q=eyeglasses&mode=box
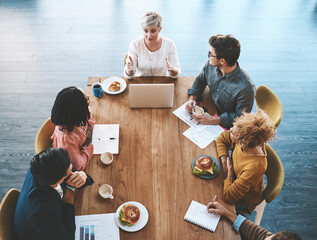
[208,51,217,58]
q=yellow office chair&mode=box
[124,54,128,66]
[254,144,284,225]
[0,188,20,240]
[255,85,283,128]
[34,118,55,154]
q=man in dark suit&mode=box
[14,148,93,240]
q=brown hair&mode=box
[233,109,276,148]
[209,34,240,66]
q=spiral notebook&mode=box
[184,200,221,232]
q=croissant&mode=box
[108,81,121,92]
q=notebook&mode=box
[92,124,119,154]
[129,83,174,108]
[184,200,221,232]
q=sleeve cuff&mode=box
[233,214,246,232]
[170,68,181,78]
[187,89,202,101]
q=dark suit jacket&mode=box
[14,169,93,240]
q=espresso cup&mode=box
[192,106,204,115]
[92,82,103,98]
[100,152,113,165]
[99,184,114,199]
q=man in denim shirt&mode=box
[186,34,255,129]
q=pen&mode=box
[210,195,217,209]
[97,138,116,141]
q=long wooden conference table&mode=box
[74,76,241,240]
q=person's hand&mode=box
[226,157,234,179]
[220,156,228,177]
[192,112,221,125]
[66,171,87,188]
[63,188,75,204]
[185,100,197,113]
[125,56,134,76]
[165,58,178,76]
[207,200,237,223]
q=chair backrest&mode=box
[35,118,55,154]
[255,85,283,128]
[124,53,128,66]
[0,188,20,240]
[263,144,284,203]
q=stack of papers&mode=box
[173,103,225,149]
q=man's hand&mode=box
[207,200,237,223]
[63,188,75,204]
[125,56,134,76]
[165,58,178,76]
[185,99,197,113]
[192,112,221,125]
[66,171,87,188]
[226,157,234,179]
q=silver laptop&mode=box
[129,83,174,108]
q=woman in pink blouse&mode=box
[51,87,96,171]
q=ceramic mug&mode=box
[92,82,103,98]
[99,184,114,199]
[100,152,113,165]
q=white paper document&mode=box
[92,124,119,154]
[75,213,120,240]
[183,124,224,149]
[173,103,225,149]
[173,103,207,129]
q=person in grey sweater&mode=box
[186,34,255,129]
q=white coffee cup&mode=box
[192,106,204,115]
[100,152,113,165]
[99,184,114,199]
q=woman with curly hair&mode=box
[216,109,276,213]
[51,87,96,171]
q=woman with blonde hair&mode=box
[124,11,181,79]
[216,110,276,213]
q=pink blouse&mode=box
[51,116,96,171]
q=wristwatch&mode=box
[66,184,76,192]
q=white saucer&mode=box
[101,77,127,95]
[114,201,149,232]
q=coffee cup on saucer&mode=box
[99,184,114,199]
[100,152,113,165]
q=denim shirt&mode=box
[188,61,255,128]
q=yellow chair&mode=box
[35,118,55,154]
[255,85,283,128]
[0,188,20,240]
[254,144,284,225]
[124,53,128,66]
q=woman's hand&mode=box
[220,156,228,177]
[66,171,87,188]
[125,56,134,76]
[166,58,178,76]
[226,157,234,179]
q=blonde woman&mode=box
[216,110,276,213]
[124,11,181,79]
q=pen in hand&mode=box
[208,195,217,213]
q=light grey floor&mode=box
[0,0,316,239]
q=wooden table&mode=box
[74,76,241,240]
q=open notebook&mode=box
[92,124,119,154]
[184,200,221,232]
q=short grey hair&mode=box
[141,11,162,28]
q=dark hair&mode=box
[272,231,302,240]
[51,86,90,132]
[30,148,71,185]
[209,34,240,66]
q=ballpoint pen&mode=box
[97,138,116,141]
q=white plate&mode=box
[101,77,127,95]
[115,201,149,232]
